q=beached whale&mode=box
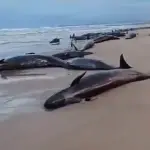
[106,31,126,37]
[44,69,150,110]
[68,54,131,70]
[70,33,101,40]
[70,35,87,40]
[81,33,101,39]
[94,35,120,43]
[25,51,93,60]
[53,51,93,60]
[25,42,93,60]
[49,38,60,45]
[0,54,68,71]
[125,33,137,39]
[70,31,125,41]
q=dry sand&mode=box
[1,29,150,150]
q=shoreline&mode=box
[1,22,150,59]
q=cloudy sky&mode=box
[0,0,150,27]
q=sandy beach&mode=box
[1,28,150,150]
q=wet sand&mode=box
[1,29,150,150]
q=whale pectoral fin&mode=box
[120,54,132,69]
[65,97,82,104]
[70,71,86,87]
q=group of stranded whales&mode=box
[0,43,94,71]
[1,50,148,111]
[70,30,137,44]
[0,53,131,71]
[0,30,144,111]
[70,34,121,42]
[70,30,126,41]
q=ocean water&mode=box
[0,23,149,59]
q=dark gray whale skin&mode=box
[44,69,150,110]
[69,54,131,70]
[52,51,93,60]
[0,54,69,71]
[94,35,120,43]
[25,42,93,60]
[25,51,93,60]
[49,38,60,45]
[0,54,131,71]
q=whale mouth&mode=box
[44,93,66,110]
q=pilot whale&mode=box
[69,54,131,70]
[0,54,131,71]
[0,54,68,71]
[52,51,93,60]
[25,42,93,60]
[44,69,150,110]
[25,51,93,60]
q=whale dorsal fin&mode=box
[120,54,132,69]
[70,72,86,87]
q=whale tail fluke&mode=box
[120,54,132,69]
